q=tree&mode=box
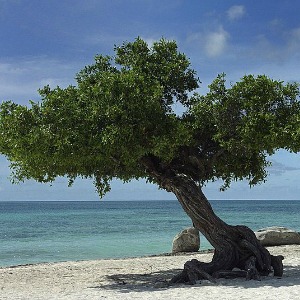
[0,38,299,283]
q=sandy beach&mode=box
[1,245,300,300]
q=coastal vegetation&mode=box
[0,38,299,284]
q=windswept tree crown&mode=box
[0,38,299,196]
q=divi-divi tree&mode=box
[1,38,300,283]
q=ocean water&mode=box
[0,200,299,267]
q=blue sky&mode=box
[1,0,300,200]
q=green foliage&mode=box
[189,73,300,188]
[0,38,299,196]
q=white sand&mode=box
[1,245,300,300]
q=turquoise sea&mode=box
[0,200,299,267]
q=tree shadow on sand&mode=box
[88,264,300,293]
[89,268,181,292]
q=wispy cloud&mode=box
[186,26,230,59]
[227,5,245,21]
[205,26,230,57]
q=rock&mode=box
[255,226,300,246]
[172,227,200,253]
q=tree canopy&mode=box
[0,38,300,196]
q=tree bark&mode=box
[162,174,284,284]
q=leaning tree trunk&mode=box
[163,175,284,284]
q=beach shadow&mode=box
[88,264,300,293]
[88,268,182,292]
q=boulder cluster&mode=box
[172,226,300,253]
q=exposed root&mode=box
[170,253,284,285]
[185,259,217,284]
[170,259,216,284]
[213,270,247,279]
[271,255,284,277]
[170,236,284,285]
[245,256,261,280]
[240,239,264,270]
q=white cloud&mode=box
[205,27,229,57]
[227,5,245,21]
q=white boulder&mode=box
[172,227,200,253]
[255,226,300,246]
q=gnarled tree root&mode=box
[170,253,284,285]
[271,255,284,277]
